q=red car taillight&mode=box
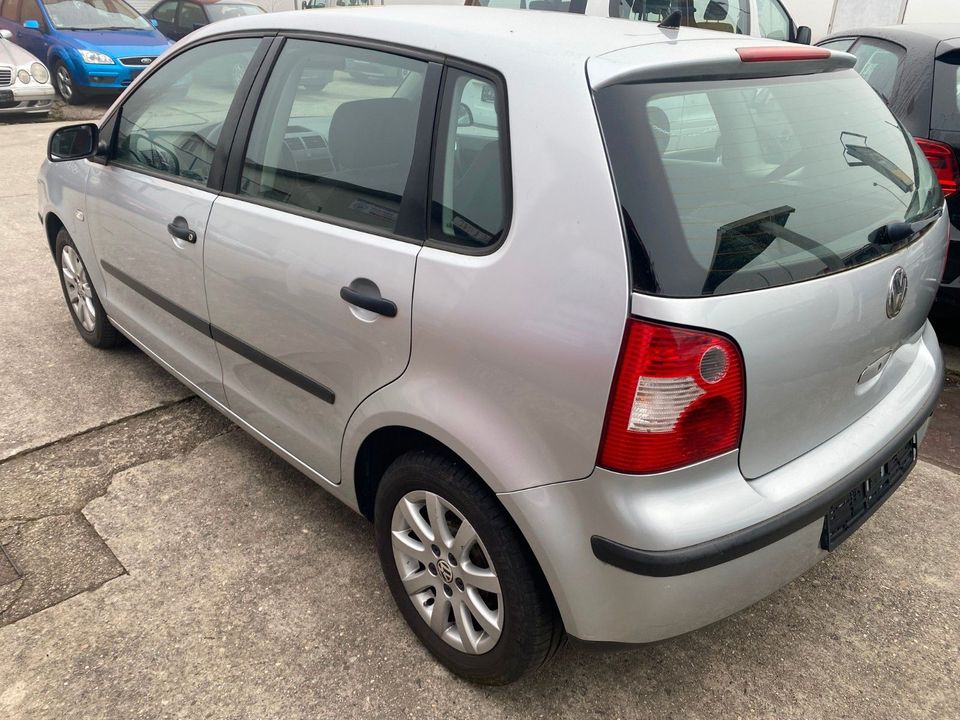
[915,137,959,198]
[598,319,745,475]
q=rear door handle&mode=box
[340,285,397,317]
[167,216,197,243]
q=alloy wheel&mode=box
[390,490,503,655]
[56,65,73,102]
[61,246,96,332]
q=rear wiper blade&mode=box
[867,213,940,246]
[703,206,844,294]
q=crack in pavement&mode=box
[0,397,232,627]
[0,395,198,467]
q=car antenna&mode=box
[659,10,682,29]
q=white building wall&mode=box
[782,0,960,42]
[903,0,960,23]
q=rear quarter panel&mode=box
[342,57,630,495]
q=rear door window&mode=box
[429,69,508,250]
[153,0,178,23]
[594,71,942,297]
[177,0,205,32]
[933,50,960,131]
[237,39,427,236]
[848,38,904,103]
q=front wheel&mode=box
[55,229,119,348]
[54,61,85,105]
[375,451,563,684]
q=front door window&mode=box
[113,38,260,186]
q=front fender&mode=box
[40,159,101,291]
[47,43,73,71]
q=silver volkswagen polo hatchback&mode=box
[38,7,947,684]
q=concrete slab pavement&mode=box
[1,422,957,719]
[0,123,190,461]
[0,399,231,626]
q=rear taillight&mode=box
[598,319,745,475]
[915,137,959,198]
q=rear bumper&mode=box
[499,321,944,643]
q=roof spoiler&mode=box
[589,41,857,90]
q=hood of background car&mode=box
[62,28,171,56]
[0,38,41,67]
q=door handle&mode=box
[340,285,397,317]
[167,216,197,243]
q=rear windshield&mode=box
[933,51,960,131]
[595,71,942,297]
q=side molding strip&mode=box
[101,260,335,405]
[101,260,209,335]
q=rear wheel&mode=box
[55,229,119,348]
[54,61,85,105]
[374,451,563,684]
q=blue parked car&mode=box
[0,0,171,104]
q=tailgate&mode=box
[631,213,947,477]
[591,43,949,478]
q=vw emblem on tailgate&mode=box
[886,267,908,318]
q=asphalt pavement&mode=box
[1,120,958,720]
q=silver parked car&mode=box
[0,28,53,116]
[38,7,947,684]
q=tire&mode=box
[374,451,564,684]
[55,229,120,349]
[53,61,85,105]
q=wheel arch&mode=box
[44,211,65,258]
[349,421,566,636]
[48,46,72,73]
[352,425,471,522]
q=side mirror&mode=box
[457,102,473,128]
[48,123,99,162]
[151,18,159,27]
[23,19,41,30]
[0,28,13,40]
[795,25,812,45]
